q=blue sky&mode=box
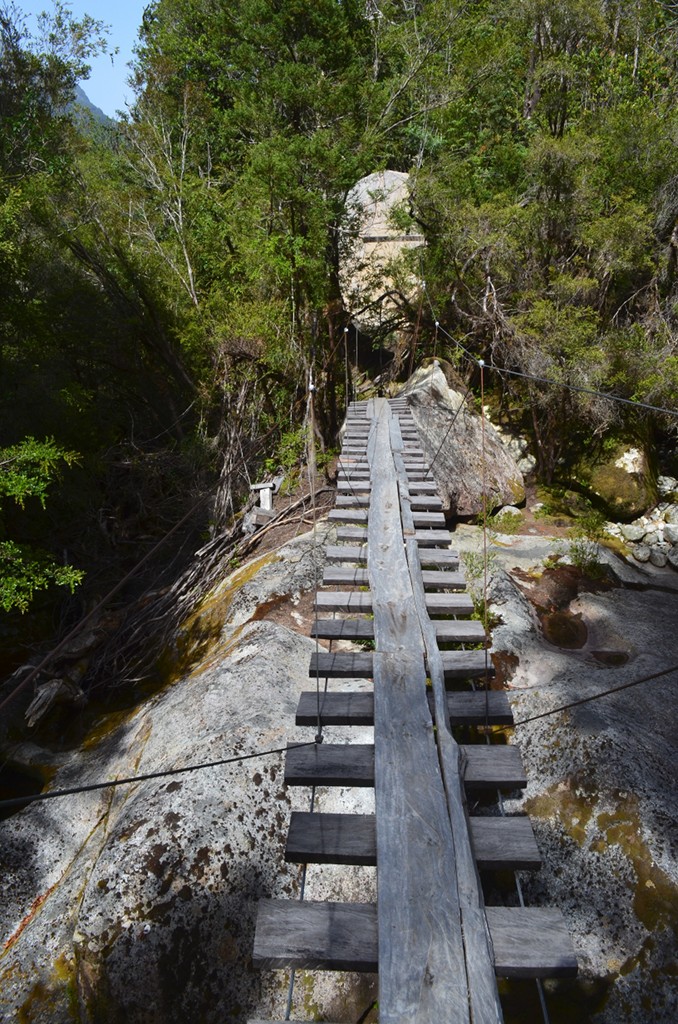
[18,1,146,117]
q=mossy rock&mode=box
[583,444,657,521]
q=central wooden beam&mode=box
[366,399,471,1024]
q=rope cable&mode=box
[421,291,678,420]
[479,360,491,732]
[0,741,316,811]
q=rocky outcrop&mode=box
[454,525,678,1023]
[606,501,678,569]
[0,529,377,1024]
[400,363,525,515]
[583,443,657,520]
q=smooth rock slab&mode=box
[0,531,376,1024]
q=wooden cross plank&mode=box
[308,649,492,680]
[285,812,540,870]
[324,542,459,567]
[334,525,452,546]
[295,689,513,727]
[321,567,467,590]
[253,900,576,977]
[315,591,474,614]
[284,743,524,790]
[311,614,480,640]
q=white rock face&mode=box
[0,529,377,1024]
[614,447,645,473]
[339,169,423,330]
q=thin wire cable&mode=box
[508,662,678,730]
[422,288,678,420]
[0,741,316,811]
[479,360,491,732]
[428,376,477,472]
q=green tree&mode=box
[0,438,83,612]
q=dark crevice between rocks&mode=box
[0,762,44,821]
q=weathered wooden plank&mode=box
[311,614,480,640]
[285,743,524,790]
[391,412,504,1024]
[308,649,492,680]
[334,525,452,546]
[323,540,459,567]
[286,811,377,865]
[296,689,513,727]
[407,480,442,493]
[296,690,376,726]
[253,899,378,971]
[285,812,539,870]
[469,816,541,870]
[324,542,368,559]
[335,494,370,507]
[315,591,474,614]
[332,504,445,527]
[337,481,371,492]
[253,900,577,977]
[321,567,467,590]
[284,742,375,786]
[328,508,370,523]
[462,745,526,790]
[485,907,578,978]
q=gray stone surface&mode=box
[457,524,678,1023]
[632,543,651,562]
[0,528,376,1024]
[621,523,646,542]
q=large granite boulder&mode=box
[0,529,377,1024]
[400,363,525,515]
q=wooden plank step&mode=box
[327,509,370,524]
[329,500,444,521]
[296,689,513,727]
[322,566,466,588]
[335,494,370,507]
[335,526,452,547]
[315,591,474,614]
[284,742,523,789]
[407,480,441,492]
[253,901,576,977]
[309,650,492,681]
[332,502,444,527]
[324,541,459,567]
[311,615,482,640]
[336,486,371,495]
[285,812,539,870]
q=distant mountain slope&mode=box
[72,84,111,125]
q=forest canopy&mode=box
[2,0,678,618]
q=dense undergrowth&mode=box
[2,0,678,679]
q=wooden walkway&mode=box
[252,397,576,1023]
